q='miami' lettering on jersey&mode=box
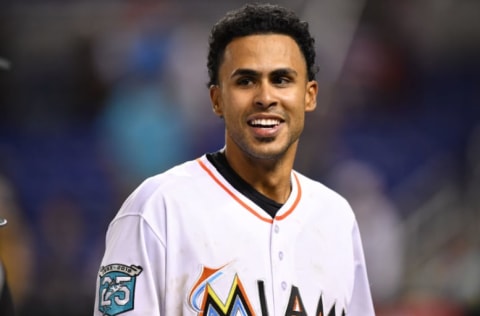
[189,266,346,316]
[257,281,346,316]
[201,274,255,315]
[189,265,228,312]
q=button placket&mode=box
[271,220,289,293]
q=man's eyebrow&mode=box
[231,68,259,78]
[271,68,298,77]
[231,68,298,78]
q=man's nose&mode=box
[253,82,277,108]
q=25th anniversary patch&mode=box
[98,264,143,316]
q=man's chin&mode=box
[247,145,288,161]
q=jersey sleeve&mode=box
[93,213,166,316]
[347,221,376,315]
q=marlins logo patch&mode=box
[98,264,143,316]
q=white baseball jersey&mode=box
[94,154,375,315]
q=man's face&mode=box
[210,34,317,161]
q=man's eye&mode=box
[273,77,291,85]
[237,77,254,86]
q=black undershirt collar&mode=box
[206,151,283,218]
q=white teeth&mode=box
[250,119,280,127]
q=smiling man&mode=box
[209,33,317,204]
[94,3,375,315]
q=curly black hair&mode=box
[207,3,318,87]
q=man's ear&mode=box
[305,80,318,112]
[209,85,224,117]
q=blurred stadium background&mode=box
[0,0,479,315]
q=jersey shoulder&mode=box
[115,157,206,218]
[295,171,348,202]
[295,171,355,219]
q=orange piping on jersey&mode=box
[276,173,301,221]
[197,158,302,223]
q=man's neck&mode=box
[223,147,294,204]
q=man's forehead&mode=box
[226,34,300,53]
[221,34,306,74]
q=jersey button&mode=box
[274,224,280,233]
[281,281,287,290]
[278,251,284,260]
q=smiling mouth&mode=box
[248,118,282,128]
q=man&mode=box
[0,60,16,316]
[0,217,15,316]
[94,3,375,315]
